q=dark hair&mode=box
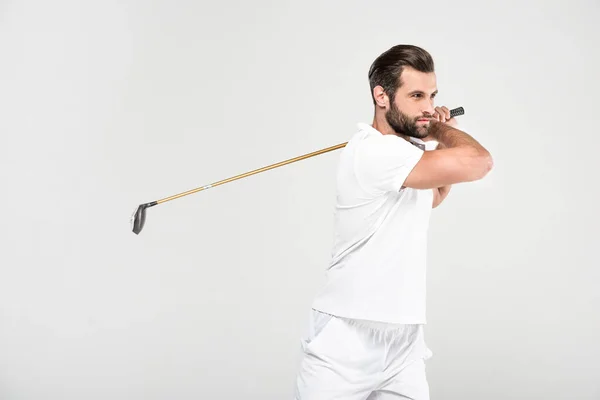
[368,44,435,104]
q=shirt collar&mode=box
[357,123,427,150]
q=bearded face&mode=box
[385,100,432,139]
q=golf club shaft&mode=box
[156,142,347,204]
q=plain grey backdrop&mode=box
[1,0,598,399]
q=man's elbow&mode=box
[476,150,494,180]
[464,148,493,182]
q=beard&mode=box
[385,102,430,139]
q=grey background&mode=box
[1,0,598,399]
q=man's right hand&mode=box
[431,106,458,128]
[423,106,457,142]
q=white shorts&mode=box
[294,309,433,400]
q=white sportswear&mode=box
[294,309,432,400]
[311,123,436,324]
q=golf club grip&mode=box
[449,106,464,118]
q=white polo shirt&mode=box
[311,123,435,324]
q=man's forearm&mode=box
[431,141,452,208]
[437,183,451,197]
[430,122,489,155]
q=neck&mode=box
[371,110,410,142]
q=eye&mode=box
[412,93,422,98]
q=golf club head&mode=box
[130,201,157,235]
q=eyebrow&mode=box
[408,90,438,96]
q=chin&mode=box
[409,130,428,139]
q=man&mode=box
[294,44,493,399]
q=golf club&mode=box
[130,106,465,234]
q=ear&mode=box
[372,86,388,108]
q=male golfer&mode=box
[294,44,493,399]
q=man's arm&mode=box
[404,117,493,189]
[431,141,451,208]
[432,184,451,208]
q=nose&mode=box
[422,103,435,117]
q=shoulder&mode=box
[353,123,403,143]
[355,131,422,160]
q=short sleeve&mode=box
[354,134,424,195]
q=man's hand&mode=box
[431,106,458,128]
[422,106,457,143]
